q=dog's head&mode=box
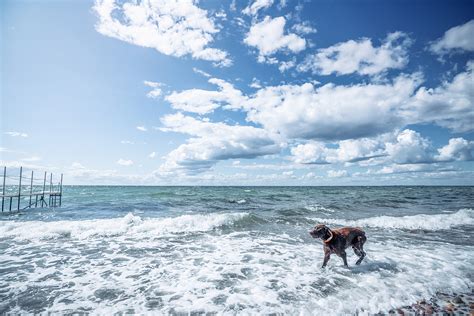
[309,224,331,239]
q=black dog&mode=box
[309,224,367,268]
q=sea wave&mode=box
[304,204,335,213]
[0,212,249,240]
[308,208,473,230]
[228,199,247,204]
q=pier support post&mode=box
[17,167,22,211]
[1,167,5,213]
[59,174,63,206]
[29,171,33,207]
[42,171,47,207]
[49,173,53,206]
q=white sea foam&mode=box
[304,204,335,214]
[1,209,473,314]
[1,228,472,315]
[308,208,474,230]
[0,212,248,241]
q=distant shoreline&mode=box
[54,184,474,187]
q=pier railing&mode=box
[1,166,63,213]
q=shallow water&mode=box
[1,186,473,314]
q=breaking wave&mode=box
[0,212,249,240]
[308,208,473,230]
[304,204,335,213]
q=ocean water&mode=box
[0,186,473,314]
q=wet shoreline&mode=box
[388,290,474,315]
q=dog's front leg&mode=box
[341,251,348,267]
[322,249,331,268]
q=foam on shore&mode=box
[1,223,472,314]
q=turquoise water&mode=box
[1,186,473,314]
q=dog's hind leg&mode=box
[353,246,365,265]
[352,238,365,265]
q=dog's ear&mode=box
[315,224,328,231]
[319,225,331,238]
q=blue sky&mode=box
[1,0,473,185]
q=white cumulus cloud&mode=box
[385,129,434,164]
[157,113,283,174]
[291,22,317,35]
[192,67,211,78]
[4,131,28,138]
[93,0,231,66]
[164,75,421,141]
[243,0,274,16]
[430,20,474,55]
[165,78,246,114]
[290,129,473,166]
[144,80,163,98]
[436,138,474,162]
[244,16,306,61]
[278,58,296,72]
[163,60,473,142]
[327,170,348,178]
[290,135,387,165]
[241,74,422,141]
[117,158,134,166]
[298,32,412,76]
[290,142,331,164]
[408,60,474,133]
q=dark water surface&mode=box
[1,186,473,314]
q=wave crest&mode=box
[0,212,249,240]
[308,208,473,231]
[304,204,335,213]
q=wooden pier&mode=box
[1,166,63,213]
